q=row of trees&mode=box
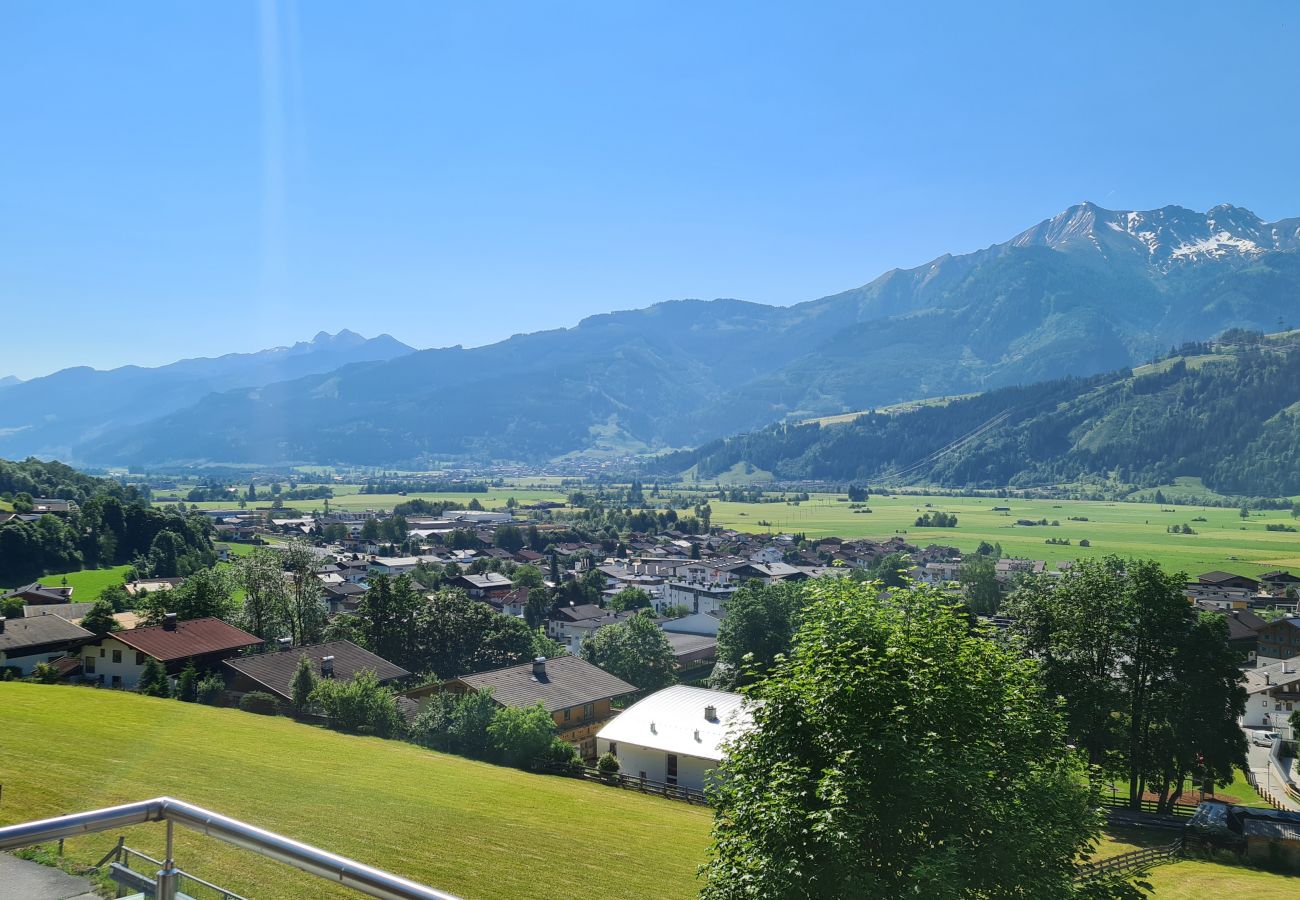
[1005,557,1246,812]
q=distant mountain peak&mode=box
[1009,202,1296,270]
[0,375,21,388]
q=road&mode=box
[1245,730,1300,811]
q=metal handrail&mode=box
[0,796,462,900]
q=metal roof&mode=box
[223,640,409,700]
[110,617,262,662]
[596,685,753,762]
[0,615,93,653]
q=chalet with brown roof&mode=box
[80,615,262,689]
[1,582,74,605]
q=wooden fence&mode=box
[538,763,710,805]
[1075,839,1183,883]
[1097,795,1198,818]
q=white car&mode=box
[1252,731,1279,747]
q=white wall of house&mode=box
[0,648,70,676]
[595,739,718,792]
[82,636,150,688]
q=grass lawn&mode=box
[0,683,713,900]
[6,564,132,598]
[1141,859,1300,898]
[705,492,1300,577]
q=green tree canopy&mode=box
[702,577,1128,900]
[581,611,676,692]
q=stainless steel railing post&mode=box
[157,818,179,900]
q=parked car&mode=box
[1251,731,1279,747]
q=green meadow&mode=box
[0,683,712,900]
[706,493,1300,577]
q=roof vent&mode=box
[694,729,701,742]
[320,655,335,678]
[650,720,656,734]
[277,637,292,652]
[532,657,546,679]
[163,613,178,631]
[704,704,717,722]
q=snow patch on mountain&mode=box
[1170,231,1264,261]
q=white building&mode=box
[662,581,737,616]
[1244,660,1300,731]
[81,615,261,689]
[595,685,753,792]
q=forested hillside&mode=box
[0,460,215,588]
[655,331,1300,496]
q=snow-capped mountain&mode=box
[1011,202,1300,270]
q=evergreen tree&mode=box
[290,653,316,713]
[138,657,171,698]
[176,661,199,702]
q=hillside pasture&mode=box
[0,683,712,900]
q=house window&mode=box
[136,652,146,665]
[583,702,595,719]
[85,656,96,674]
[111,675,121,688]
[99,648,105,657]
[666,754,679,786]
[608,742,617,756]
[563,708,571,722]
[112,650,122,664]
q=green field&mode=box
[0,683,712,900]
[4,564,132,597]
[1141,859,1300,898]
[706,492,1300,577]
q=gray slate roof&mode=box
[454,656,636,713]
[23,602,96,621]
[0,615,93,653]
[223,640,409,700]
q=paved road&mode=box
[0,852,99,900]
[1245,731,1300,811]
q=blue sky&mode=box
[2,2,1298,378]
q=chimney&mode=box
[704,704,717,722]
[532,657,546,679]
[163,613,177,631]
[277,637,292,652]
[320,655,335,678]
[1266,672,1272,685]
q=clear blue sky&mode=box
[2,2,1298,378]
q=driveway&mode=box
[0,853,98,900]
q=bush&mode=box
[597,751,621,776]
[239,691,280,715]
[30,661,62,684]
[487,703,556,768]
[545,737,582,770]
[310,670,404,738]
[196,673,226,705]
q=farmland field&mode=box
[0,683,712,900]
[704,492,1300,577]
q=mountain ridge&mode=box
[18,202,1300,468]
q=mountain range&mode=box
[0,330,413,462]
[10,202,1300,469]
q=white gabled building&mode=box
[595,685,753,792]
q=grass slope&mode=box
[1142,859,1300,898]
[4,564,131,597]
[706,492,1300,576]
[0,684,712,900]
